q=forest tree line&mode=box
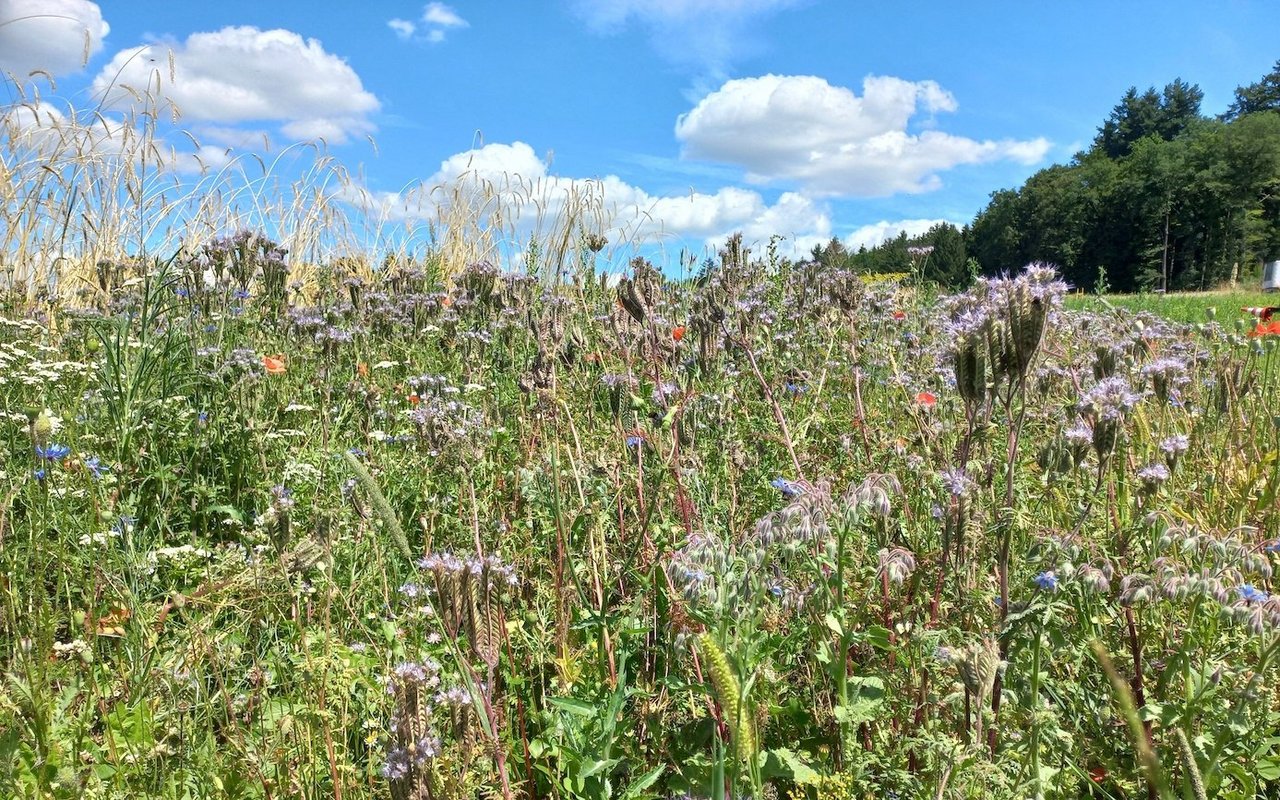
[811,61,1280,292]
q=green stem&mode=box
[1028,618,1044,795]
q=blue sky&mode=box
[3,0,1279,271]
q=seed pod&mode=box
[697,633,756,767]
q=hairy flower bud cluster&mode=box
[877,547,917,586]
[945,263,1067,407]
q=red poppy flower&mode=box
[1249,321,1280,337]
[672,325,686,342]
[915,391,937,408]
[408,392,421,406]
[263,354,287,375]
[1088,766,1107,783]
[892,310,906,321]
[357,361,369,378]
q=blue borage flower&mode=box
[770,477,806,499]
[1033,571,1059,591]
[1238,584,1269,604]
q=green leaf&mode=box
[207,503,244,523]
[622,764,665,799]
[1138,701,1164,723]
[762,748,820,785]
[835,677,885,725]
[580,757,619,779]
[549,696,598,717]
[861,625,893,651]
[823,613,843,637]
[814,640,832,665]
[1257,757,1280,782]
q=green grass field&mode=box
[1067,287,1280,323]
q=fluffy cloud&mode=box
[89,26,379,144]
[572,0,800,76]
[845,218,961,251]
[0,0,109,77]
[388,3,469,44]
[340,140,831,256]
[676,74,1051,197]
[428,141,548,186]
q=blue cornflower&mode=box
[35,443,71,461]
[33,468,46,481]
[625,434,645,448]
[784,382,808,395]
[1265,541,1280,554]
[1238,584,1269,604]
[1033,571,1059,591]
[233,288,251,300]
[83,455,108,479]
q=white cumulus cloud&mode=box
[340,140,832,257]
[0,0,109,77]
[676,74,1051,198]
[89,26,379,144]
[845,218,961,251]
[388,3,469,44]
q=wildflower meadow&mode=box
[4,226,1280,800]
[4,30,1280,797]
